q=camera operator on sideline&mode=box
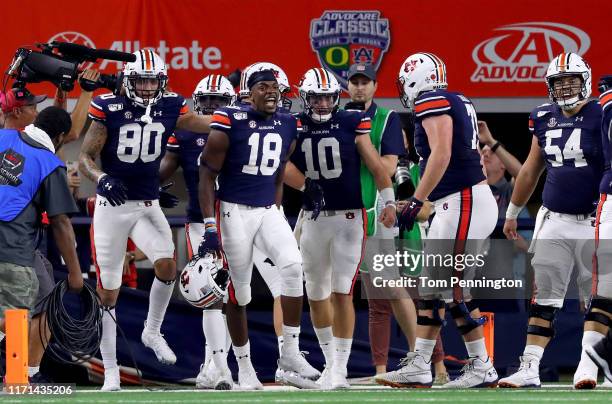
[0,107,83,369]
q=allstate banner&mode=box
[2,0,610,98]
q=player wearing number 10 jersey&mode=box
[500,53,605,389]
[79,49,213,392]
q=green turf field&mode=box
[2,386,612,403]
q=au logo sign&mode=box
[310,10,390,89]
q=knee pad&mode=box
[280,262,304,298]
[416,299,446,327]
[449,301,485,335]
[527,303,558,338]
[586,297,612,327]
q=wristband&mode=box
[505,202,524,220]
[490,141,502,153]
[204,217,217,232]
[380,187,395,206]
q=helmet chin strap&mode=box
[310,111,332,122]
[140,103,153,124]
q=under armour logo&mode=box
[99,200,107,206]
[223,211,230,217]
[346,212,355,219]
[263,257,276,266]
[104,183,112,190]
[575,116,583,122]
[331,123,339,129]
[153,111,163,117]
[274,120,282,126]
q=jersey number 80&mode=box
[117,123,164,163]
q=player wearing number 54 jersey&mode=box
[500,53,605,389]
[79,49,213,392]
[198,69,318,390]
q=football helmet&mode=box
[123,49,168,108]
[397,53,448,111]
[179,253,229,308]
[298,67,340,123]
[239,62,292,110]
[545,52,592,110]
[192,74,236,115]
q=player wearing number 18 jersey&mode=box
[79,49,213,392]
[500,53,605,389]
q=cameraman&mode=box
[0,107,83,356]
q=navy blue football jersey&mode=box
[530,100,603,214]
[210,104,298,207]
[413,89,485,201]
[166,130,207,222]
[88,92,189,200]
[599,90,612,194]
[291,110,371,210]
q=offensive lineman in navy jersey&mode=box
[500,53,605,389]
[284,67,395,389]
[376,53,498,389]
[79,49,214,392]
[198,69,319,389]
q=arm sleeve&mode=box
[414,94,451,119]
[380,111,406,156]
[40,167,79,217]
[209,110,232,134]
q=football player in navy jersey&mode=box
[78,49,214,392]
[500,53,605,389]
[376,53,499,389]
[198,69,319,389]
[283,67,395,389]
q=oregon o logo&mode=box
[48,31,97,69]
[325,47,349,67]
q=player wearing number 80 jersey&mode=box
[500,53,605,390]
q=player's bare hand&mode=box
[503,218,519,240]
[379,204,396,228]
[67,271,84,292]
[477,120,495,146]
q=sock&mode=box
[333,337,352,375]
[414,337,436,363]
[101,308,118,369]
[28,366,39,377]
[580,331,605,365]
[281,325,300,357]
[202,310,229,371]
[277,335,284,357]
[523,344,545,361]
[314,326,334,366]
[145,277,175,333]
[223,314,232,359]
[465,338,489,362]
[233,341,253,370]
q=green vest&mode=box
[360,105,392,236]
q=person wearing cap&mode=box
[346,63,418,376]
[0,107,84,362]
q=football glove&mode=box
[97,175,128,207]
[159,182,179,208]
[198,230,220,256]
[398,196,424,232]
[304,177,325,220]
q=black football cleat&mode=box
[585,332,612,382]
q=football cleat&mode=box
[601,378,612,388]
[316,366,333,390]
[498,355,541,388]
[141,324,177,365]
[101,367,121,392]
[331,366,350,389]
[443,357,498,388]
[573,352,598,389]
[214,368,233,390]
[277,353,319,389]
[195,361,218,389]
[374,352,433,388]
[586,337,612,383]
[238,363,263,390]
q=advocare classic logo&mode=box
[310,10,390,89]
[471,22,590,83]
[48,31,97,70]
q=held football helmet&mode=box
[397,53,448,111]
[179,253,229,308]
[545,52,592,110]
[192,74,236,115]
[239,62,292,110]
[298,67,340,123]
[122,49,168,108]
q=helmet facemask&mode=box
[546,73,589,111]
[301,92,339,123]
[124,74,167,108]
[193,94,233,115]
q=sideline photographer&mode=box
[0,107,83,341]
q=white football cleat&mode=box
[141,324,177,365]
[331,366,350,389]
[195,361,219,389]
[101,367,121,392]
[238,363,263,390]
[601,378,612,388]
[277,353,319,389]
[498,355,540,388]
[573,353,598,389]
[214,367,233,390]
[374,352,433,388]
[316,366,333,390]
[443,357,498,388]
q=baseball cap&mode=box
[347,63,377,81]
[0,87,47,113]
